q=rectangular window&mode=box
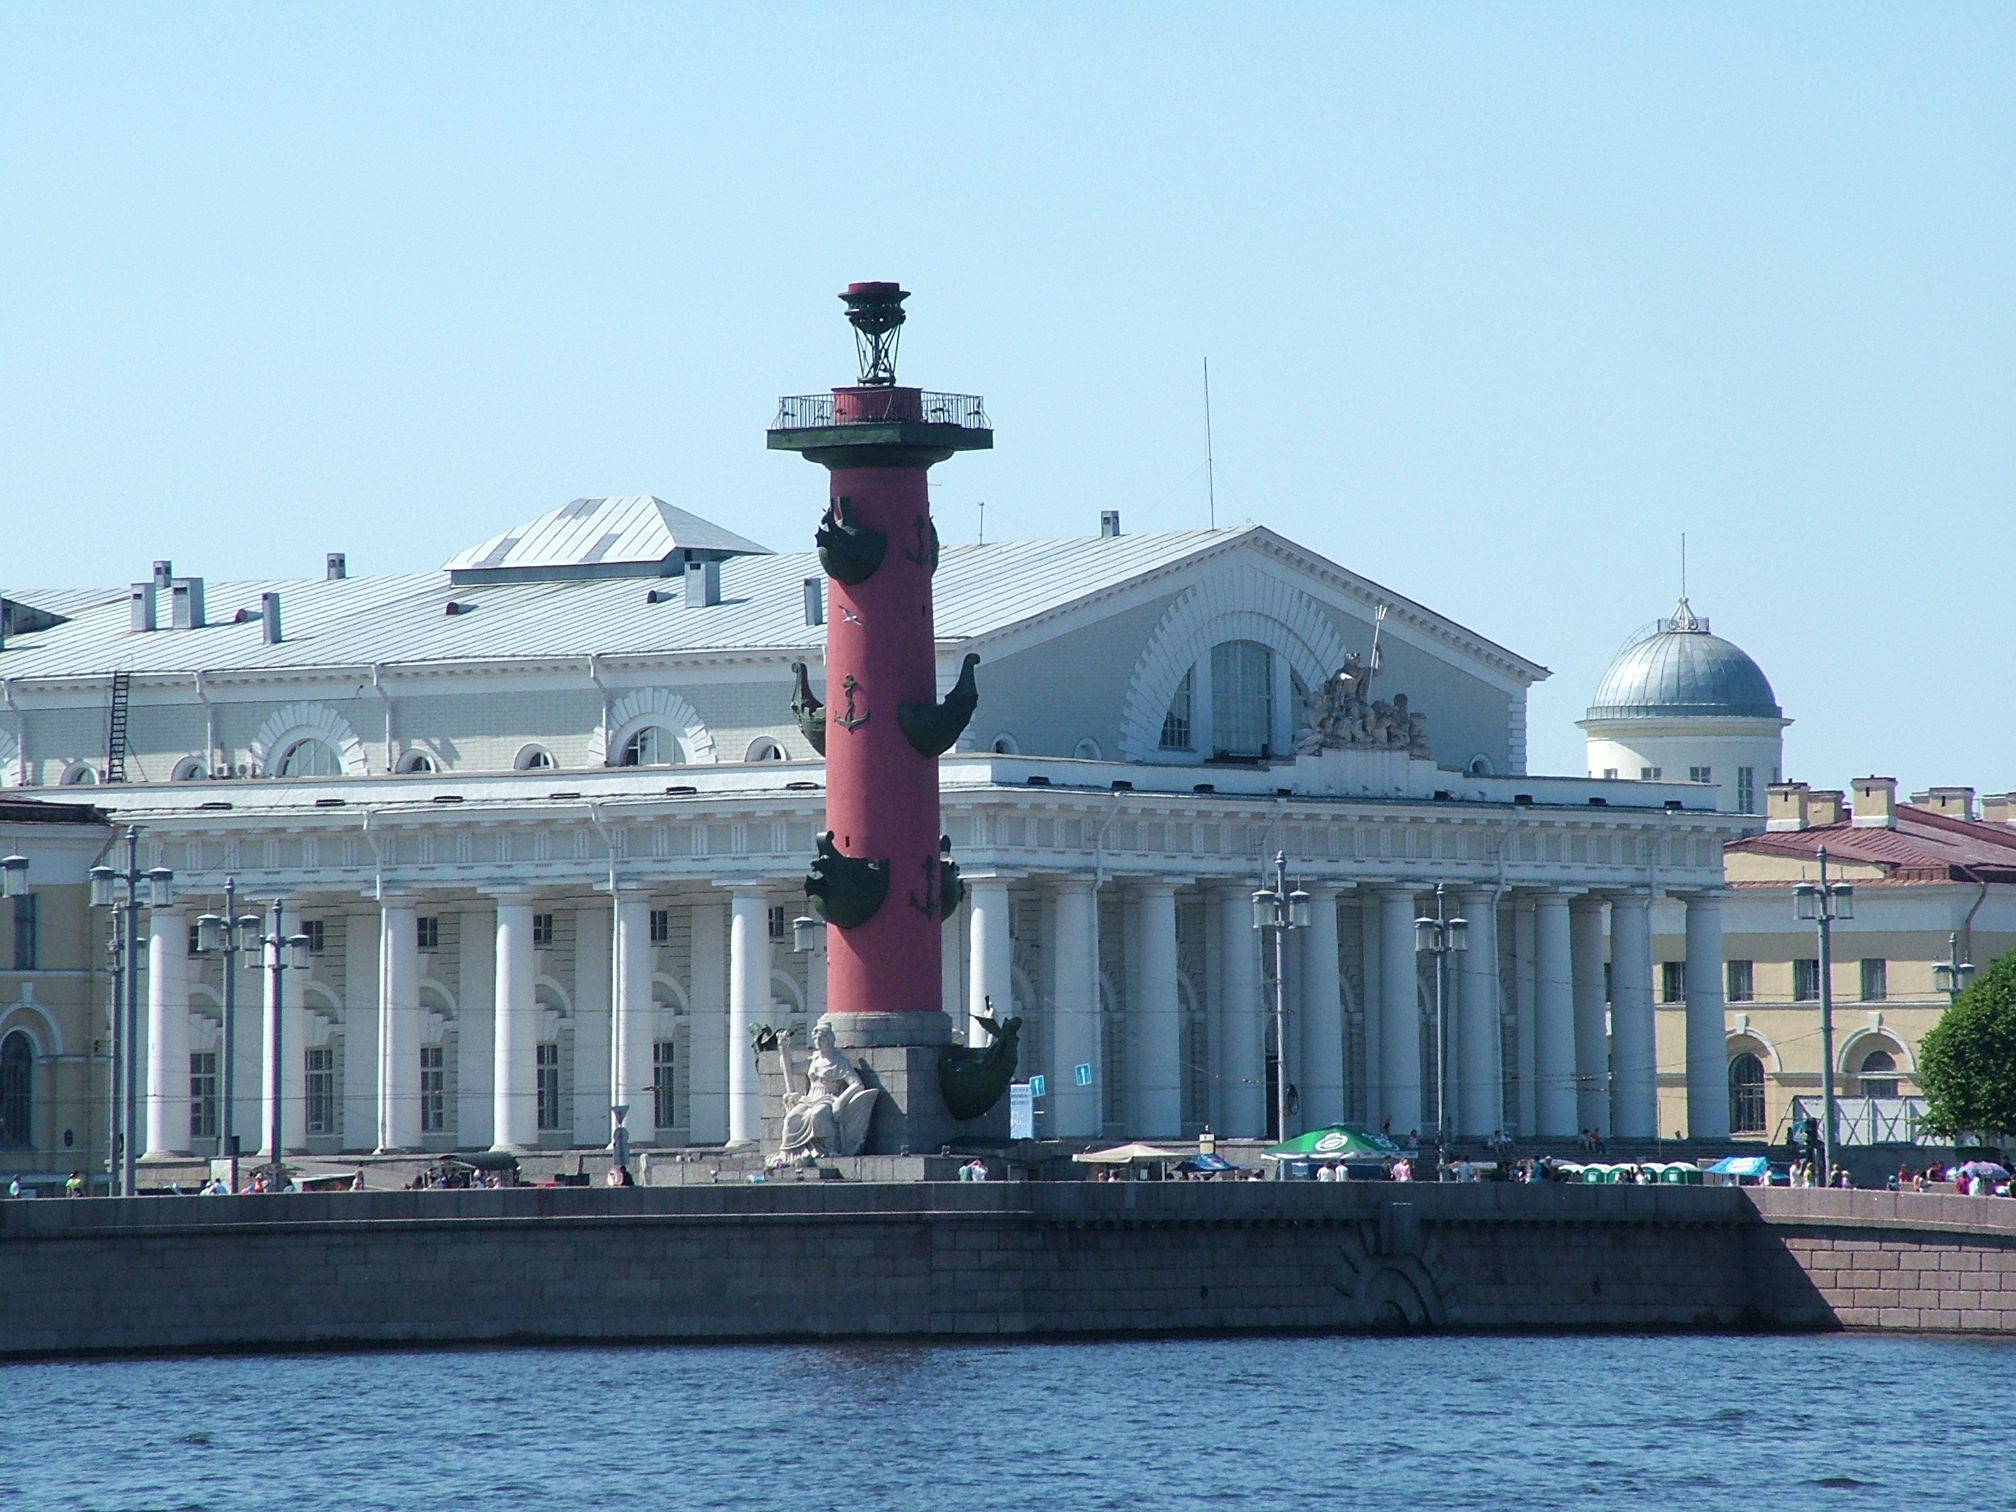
[1211,642,1274,757]
[419,1045,445,1131]
[416,916,440,952]
[1793,958,1820,1002]
[1159,668,1194,751]
[1660,961,1686,1003]
[653,1039,677,1130]
[1689,766,1712,785]
[767,905,787,943]
[532,913,555,949]
[187,920,202,957]
[303,918,326,954]
[12,894,37,972]
[649,908,670,944]
[1860,958,1887,1003]
[1726,959,1754,1003]
[536,1042,560,1129]
[1602,768,1618,780]
[1640,766,1663,781]
[189,1051,218,1141]
[304,1046,335,1135]
[1737,767,1756,815]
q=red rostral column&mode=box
[769,284,990,1053]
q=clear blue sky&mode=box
[3,6,2010,792]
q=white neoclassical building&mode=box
[0,496,1752,1163]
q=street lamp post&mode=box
[258,898,312,1191]
[1934,931,1976,1005]
[1793,845,1854,1185]
[1414,884,1469,1157]
[1250,851,1312,1143]
[88,829,174,1197]
[193,878,265,1192]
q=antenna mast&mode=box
[1204,357,1217,529]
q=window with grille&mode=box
[536,1042,560,1129]
[1737,767,1756,814]
[11,894,36,972]
[304,1046,335,1134]
[303,918,325,954]
[187,920,203,957]
[1689,766,1712,785]
[0,1032,31,1146]
[1728,1053,1766,1134]
[189,1051,218,1141]
[1859,958,1887,1002]
[618,725,678,767]
[1211,642,1273,757]
[1160,668,1194,751]
[653,1039,677,1129]
[1659,961,1686,1003]
[1858,1048,1899,1099]
[416,916,440,951]
[532,914,554,949]
[1793,958,1820,1002]
[1640,766,1662,781]
[649,909,670,944]
[420,1045,445,1131]
[1726,959,1754,1003]
[767,906,787,942]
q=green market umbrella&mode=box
[1263,1125,1406,1161]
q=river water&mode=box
[1,1332,2009,1510]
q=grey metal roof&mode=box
[441,496,772,578]
[1585,601,1780,721]
[0,525,1541,686]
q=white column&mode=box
[1456,887,1501,1137]
[966,878,1014,1045]
[1051,877,1100,1138]
[492,897,537,1150]
[1378,887,1420,1139]
[941,910,965,1035]
[1299,884,1344,1129]
[1533,890,1578,1138]
[1218,882,1265,1138]
[144,907,190,1157]
[687,899,728,1143]
[1132,882,1181,1138]
[726,888,770,1145]
[1512,894,1537,1137]
[376,899,418,1151]
[457,906,495,1148]
[611,893,654,1140]
[259,914,306,1155]
[1358,892,1382,1126]
[1609,891,1657,1140]
[1684,892,1730,1141]
[1570,897,1609,1136]
[573,903,612,1147]
[342,910,379,1151]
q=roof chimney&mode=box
[1983,793,2016,826]
[1851,776,1897,829]
[803,576,824,626]
[152,560,174,588]
[129,582,158,633]
[169,577,205,631]
[684,558,721,608]
[261,592,282,645]
[1100,510,1121,538]
[1807,789,1845,827]
[326,552,347,581]
[1912,786,1976,820]
[1766,781,1811,831]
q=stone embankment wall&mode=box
[0,1183,2011,1357]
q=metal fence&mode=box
[1789,1095,1935,1146]
[772,391,990,431]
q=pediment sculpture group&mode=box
[1294,645,1431,758]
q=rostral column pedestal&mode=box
[769,283,1000,1154]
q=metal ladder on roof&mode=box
[105,669,131,783]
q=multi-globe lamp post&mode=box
[1250,851,1311,1142]
[1414,883,1468,1154]
[257,900,314,1191]
[88,829,174,1197]
[1792,845,1854,1184]
[1934,932,1976,1005]
[192,878,265,1193]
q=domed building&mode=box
[1580,598,1787,814]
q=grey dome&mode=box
[1585,601,1781,721]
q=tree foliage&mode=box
[1918,946,2016,1139]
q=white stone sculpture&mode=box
[775,1022,879,1159]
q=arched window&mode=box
[990,733,1020,756]
[1211,640,1273,758]
[618,725,680,768]
[59,762,97,786]
[0,1031,31,1146]
[171,756,208,782]
[1468,754,1495,777]
[515,745,555,771]
[1728,1052,1766,1134]
[396,751,436,774]
[1859,1048,1899,1099]
[1073,737,1103,761]
[744,738,785,763]
[276,738,341,778]
[1160,668,1194,751]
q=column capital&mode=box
[712,876,788,893]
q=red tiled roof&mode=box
[1727,804,2016,884]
